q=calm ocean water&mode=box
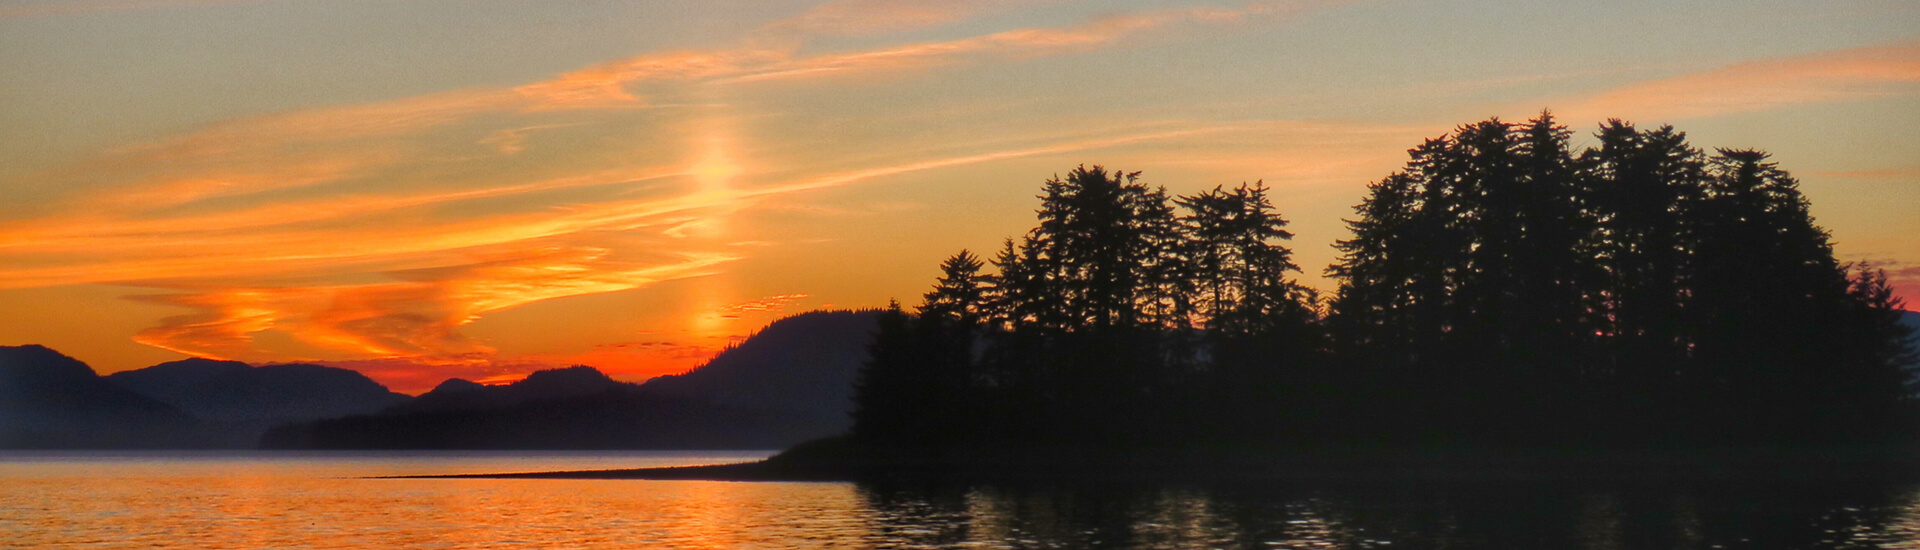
[4,451,1920,549]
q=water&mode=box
[4,451,1920,549]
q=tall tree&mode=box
[1027,165,1180,331]
[1182,181,1322,442]
[1180,182,1308,336]
[921,250,990,327]
[1685,149,1899,441]
[1581,121,1706,390]
[1327,172,1424,369]
[1836,264,1920,438]
[1509,112,1603,385]
[915,250,993,440]
[1445,118,1526,365]
[849,301,925,445]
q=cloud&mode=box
[755,200,929,217]
[518,1,1323,107]
[767,0,1049,36]
[124,247,734,364]
[0,0,1345,379]
[514,51,772,110]
[1563,42,1920,121]
[717,293,811,318]
[308,355,532,395]
[313,336,731,394]
[759,125,1238,195]
[479,123,588,155]
[1878,264,1920,310]
[727,2,1315,84]
[0,119,1240,369]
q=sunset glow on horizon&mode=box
[3,0,1917,393]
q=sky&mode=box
[1,0,1916,394]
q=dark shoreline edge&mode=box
[371,461,843,481]
[373,438,1920,483]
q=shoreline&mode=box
[374,443,1920,483]
[372,461,843,481]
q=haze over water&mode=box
[3,451,1918,549]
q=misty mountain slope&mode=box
[0,345,198,448]
[106,358,411,445]
[639,310,881,424]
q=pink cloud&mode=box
[121,247,732,365]
[1564,42,1920,121]
[1886,265,1920,310]
[310,334,729,394]
[0,1,1351,382]
[717,293,812,318]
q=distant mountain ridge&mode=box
[8,309,882,449]
[107,358,410,446]
[263,310,881,449]
[0,345,198,448]
[387,366,621,415]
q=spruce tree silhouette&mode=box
[1581,121,1704,400]
[1509,113,1603,410]
[916,251,989,445]
[850,301,926,446]
[1685,149,1900,443]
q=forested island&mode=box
[733,112,1919,478]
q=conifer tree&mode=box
[1327,173,1423,369]
[1581,121,1705,389]
[1445,118,1526,364]
[850,301,924,445]
[1180,182,1306,336]
[1509,112,1603,384]
[1837,264,1920,438]
[1686,149,1883,440]
[921,250,990,326]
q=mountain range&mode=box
[0,310,879,449]
[0,345,198,448]
[2,309,1908,449]
[106,358,410,446]
[263,310,879,449]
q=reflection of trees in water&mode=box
[854,482,1375,548]
[854,479,1920,549]
[853,482,975,547]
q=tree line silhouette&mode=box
[850,112,1917,456]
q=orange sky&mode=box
[2,0,1917,393]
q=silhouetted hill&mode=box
[639,310,880,428]
[429,377,487,394]
[0,345,199,448]
[263,310,882,449]
[386,365,619,415]
[107,358,410,446]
